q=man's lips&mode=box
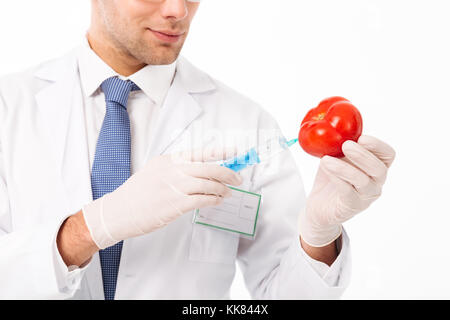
[151,29,185,36]
[148,28,185,43]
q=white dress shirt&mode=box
[52,37,348,295]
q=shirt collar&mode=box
[77,36,177,106]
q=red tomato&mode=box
[298,97,363,158]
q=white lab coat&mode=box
[0,45,351,299]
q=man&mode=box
[0,0,395,299]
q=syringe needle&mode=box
[286,138,298,147]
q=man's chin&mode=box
[144,49,181,65]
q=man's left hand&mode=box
[298,135,396,248]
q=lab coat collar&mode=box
[33,42,218,165]
[34,45,216,95]
[33,43,218,160]
[142,56,212,160]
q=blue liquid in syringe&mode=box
[220,138,298,172]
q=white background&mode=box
[1,0,450,299]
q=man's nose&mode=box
[160,0,188,21]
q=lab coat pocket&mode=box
[188,223,239,265]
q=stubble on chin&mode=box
[120,29,187,66]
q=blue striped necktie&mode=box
[91,77,140,300]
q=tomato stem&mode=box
[313,112,326,121]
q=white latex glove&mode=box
[82,149,242,249]
[298,135,396,247]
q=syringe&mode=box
[218,136,298,172]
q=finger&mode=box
[357,135,396,168]
[181,162,243,186]
[186,194,225,210]
[180,177,232,198]
[341,140,388,185]
[337,157,383,197]
[172,193,224,215]
[318,163,357,198]
[319,162,356,194]
[321,155,379,196]
[320,166,377,217]
[172,146,239,163]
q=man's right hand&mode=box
[81,149,243,250]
